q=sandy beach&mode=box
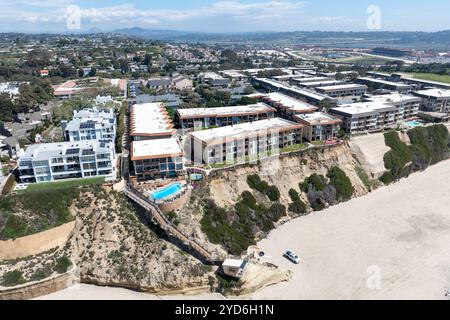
[40,160,450,300]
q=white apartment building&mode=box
[330,93,421,134]
[188,118,303,165]
[413,89,450,113]
[131,138,184,181]
[177,103,276,130]
[64,108,116,143]
[316,84,368,98]
[19,140,115,183]
[294,112,342,142]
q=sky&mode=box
[0,0,449,33]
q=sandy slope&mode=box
[253,160,450,300]
[40,160,450,300]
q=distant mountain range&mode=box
[109,28,450,49]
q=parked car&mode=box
[284,250,300,264]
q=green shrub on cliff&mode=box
[327,167,355,202]
[1,270,26,287]
[381,125,450,184]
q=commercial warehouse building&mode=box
[177,103,276,130]
[188,118,303,165]
[19,140,115,183]
[294,112,342,142]
[413,89,450,113]
[316,84,368,98]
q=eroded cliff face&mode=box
[207,144,368,208]
[66,187,215,294]
[0,186,216,297]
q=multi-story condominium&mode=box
[290,77,330,85]
[316,84,368,98]
[129,103,184,180]
[64,108,116,142]
[188,118,303,165]
[129,103,176,141]
[294,112,342,142]
[177,103,276,130]
[357,77,412,92]
[19,140,115,183]
[330,94,420,134]
[254,92,318,120]
[252,77,336,106]
[413,89,450,113]
[301,80,347,89]
[365,93,421,120]
[131,138,184,181]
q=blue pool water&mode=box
[151,183,182,201]
[406,120,423,128]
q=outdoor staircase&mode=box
[123,186,222,265]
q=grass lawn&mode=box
[23,177,105,193]
[281,143,308,153]
[401,72,450,84]
[336,56,392,65]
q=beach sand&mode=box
[40,160,450,300]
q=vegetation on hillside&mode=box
[0,187,80,240]
[380,125,450,184]
[247,174,281,201]
[201,191,287,255]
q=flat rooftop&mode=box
[190,118,302,144]
[295,112,341,126]
[130,103,175,137]
[131,138,183,161]
[292,77,330,83]
[359,77,412,88]
[317,84,368,92]
[254,78,332,102]
[259,92,318,113]
[366,93,421,104]
[331,102,396,117]
[414,89,450,99]
[177,103,275,119]
[302,80,346,87]
[20,140,113,162]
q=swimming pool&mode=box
[406,120,423,128]
[151,183,183,201]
